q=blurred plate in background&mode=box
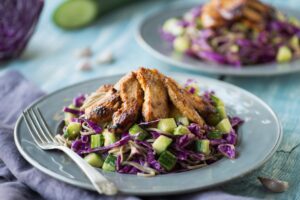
[136,5,300,76]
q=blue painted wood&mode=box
[0,0,299,199]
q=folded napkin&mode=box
[0,71,256,200]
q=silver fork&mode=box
[23,107,118,195]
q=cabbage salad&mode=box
[161,1,300,67]
[56,81,243,176]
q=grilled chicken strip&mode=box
[201,0,272,29]
[184,89,214,116]
[110,72,143,133]
[165,77,205,126]
[85,87,121,124]
[136,68,169,121]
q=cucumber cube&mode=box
[173,36,190,53]
[157,118,177,133]
[152,135,173,154]
[162,18,184,36]
[91,134,104,149]
[158,151,177,171]
[290,35,299,50]
[173,125,191,135]
[103,129,117,146]
[207,130,223,139]
[64,122,81,140]
[129,124,148,141]
[217,106,227,119]
[64,104,78,124]
[176,116,189,126]
[276,46,292,63]
[211,95,225,107]
[102,154,117,172]
[84,153,103,168]
[195,139,210,155]
[216,118,232,134]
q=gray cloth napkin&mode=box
[0,71,256,200]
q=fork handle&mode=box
[58,146,118,195]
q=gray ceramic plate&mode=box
[14,73,282,195]
[136,4,300,76]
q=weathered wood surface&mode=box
[1,0,299,199]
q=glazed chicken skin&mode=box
[110,72,144,133]
[136,68,169,122]
[201,0,272,29]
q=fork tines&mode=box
[23,107,57,147]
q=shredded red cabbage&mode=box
[218,144,236,159]
[0,0,44,61]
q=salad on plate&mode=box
[56,68,243,176]
[161,0,300,67]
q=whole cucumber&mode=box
[53,0,143,30]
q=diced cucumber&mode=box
[207,130,223,139]
[64,122,81,140]
[152,135,173,154]
[173,125,191,135]
[162,18,184,36]
[157,118,177,133]
[53,0,99,29]
[217,106,227,119]
[158,151,177,171]
[276,46,292,63]
[230,45,239,53]
[102,154,117,172]
[64,104,78,124]
[211,95,225,107]
[216,118,232,134]
[103,129,117,146]
[84,153,103,168]
[195,139,210,155]
[206,106,227,126]
[129,124,148,141]
[173,36,190,53]
[290,36,299,50]
[176,116,189,126]
[91,134,104,149]
[289,16,300,28]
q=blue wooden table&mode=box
[1,0,299,199]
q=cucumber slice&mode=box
[129,124,148,141]
[64,122,81,140]
[103,129,117,146]
[276,46,292,63]
[289,16,300,27]
[91,134,104,149]
[173,125,191,135]
[157,118,177,133]
[195,139,210,155]
[152,135,172,154]
[176,116,189,126]
[173,36,190,53]
[53,0,99,29]
[216,118,232,134]
[102,154,117,172]
[158,151,177,171]
[84,153,103,168]
[207,130,222,139]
